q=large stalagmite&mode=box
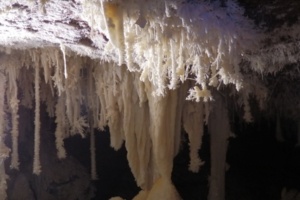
[2,0,299,199]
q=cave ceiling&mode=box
[0,0,300,117]
[0,0,299,56]
[0,0,106,58]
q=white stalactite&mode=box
[60,43,68,79]
[54,94,67,159]
[0,73,8,155]
[183,101,205,173]
[142,88,181,200]
[53,49,64,96]
[104,67,124,150]
[8,66,20,170]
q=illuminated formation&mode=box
[82,1,264,198]
[2,0,293,199]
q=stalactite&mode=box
[41,81,55,118]
[19,67,34,109]
[140,88,181,200]
[121,70,138,177]
[63,57,83,136]
[98,0,259,97]
[41,49,51,84]
[121,70,153,189]
[177,30,185,82]
[8,66,20,170]
[0,74,8,155]
[65,88,73,129]
[94,64,108,130]
[53,49,64,96]
[0,73,9,200]
[2,54,21,172]
[60,43,68,79]
[183,101,205,173]
[33,63,41,175]
[86,64,98,180]
[101,1,125,66]
[124,27,135,72]
[154,35,166,96]
[54,94,67,159]
[102,64,124,150]
[169,39,178,89]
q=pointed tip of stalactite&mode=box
[188,160,205,173]
[0,146,11,160]
[33,168,41,175]
[10,163,20,170]
[57,152,67,160]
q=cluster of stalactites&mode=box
[0,0,264,198]
[0,48,209,199]
[0,48,91,175]
[82,0,261,102]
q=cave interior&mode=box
[1,0,300,200]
